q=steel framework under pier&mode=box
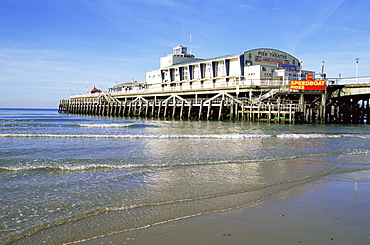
[325,84,370,124]
[59,87,329,124]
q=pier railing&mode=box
[70,76,370,99]
[71,79,291,98]
[328,76,370,85]
[108,83,290,96]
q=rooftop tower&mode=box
[160,45,200,69]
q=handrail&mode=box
[70,77,370,99]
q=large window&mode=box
[183,67,188,80]
[214,62,219,77]
[192,65,199,80]
[218,61,224,77]
[206,63,212,78]
[170,69,175,82]
[201,64,206,79]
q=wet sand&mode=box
[79,171,370,245]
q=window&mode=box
[218,61,224,76]
[193,65,199,80]
[183,67,188,80]
[206,63,212,78]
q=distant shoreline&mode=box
[0,107,57,110]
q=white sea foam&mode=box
[342,134,370,139]
[0,133,272,139]
[346,149,369,155]
[277,133,342,138]
[0,163,147,172]
[1,133,369,140]
[78,123,139,128]
[0,159,265,172]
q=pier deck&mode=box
[59,85,331,124]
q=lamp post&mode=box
[321,61,325,79]
[355,58,359,83]
[339,74,341,85]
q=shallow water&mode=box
[1,108,370,244]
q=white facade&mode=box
[159,45,201,69]
[106,46,319,96]
[146,47,304,91]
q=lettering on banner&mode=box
[290,80,326,90]
[255,56,290,65]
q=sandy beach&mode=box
[79,170,370,245]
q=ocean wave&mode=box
[276,133,343,138]
[0,158,273,172]
[1,132,369,140]
[0,153,349,173]
[341,134,370,139]
[0,123,62,128]
[0,163,160,172]
[345,149,370,155]
[78,123,143,128]
[0,133,272,139]
[278,133,370,139]
[0,159,238,172]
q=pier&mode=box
[59,79,370,124]
[59,83,328,124]
[58,46,370,124]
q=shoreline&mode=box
[79,170,370,245]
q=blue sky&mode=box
[1,0,369,108]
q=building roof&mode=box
[246,48,300,63]
[163,52,244,69]
[161,48,299,69]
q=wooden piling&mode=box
[180,100,184,119]
[198,100,203,120]
[188,100,193,119]
[229,101,234,121]
[218,100,224,121]
[171,102,176,119]
[151,99,155,117]
[164,102,168,118]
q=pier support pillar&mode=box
[207,103,212,120]
[180,100,185,119]
[198,100,203,120]
[218,100,224,121]
[188,100,193,119]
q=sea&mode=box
[1,108,370,244]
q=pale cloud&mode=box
[153,0,184,8]
[239,4,254,9]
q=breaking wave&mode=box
[0,163,160,173]
[0,159,248,172]
[277,133,370,139]
[1,133,369,139]
[0,133,271,139]
[77,123,145,128]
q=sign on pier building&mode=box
[290,74,326,91]
[290,80,326,90]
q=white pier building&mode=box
[142,45,312,92]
